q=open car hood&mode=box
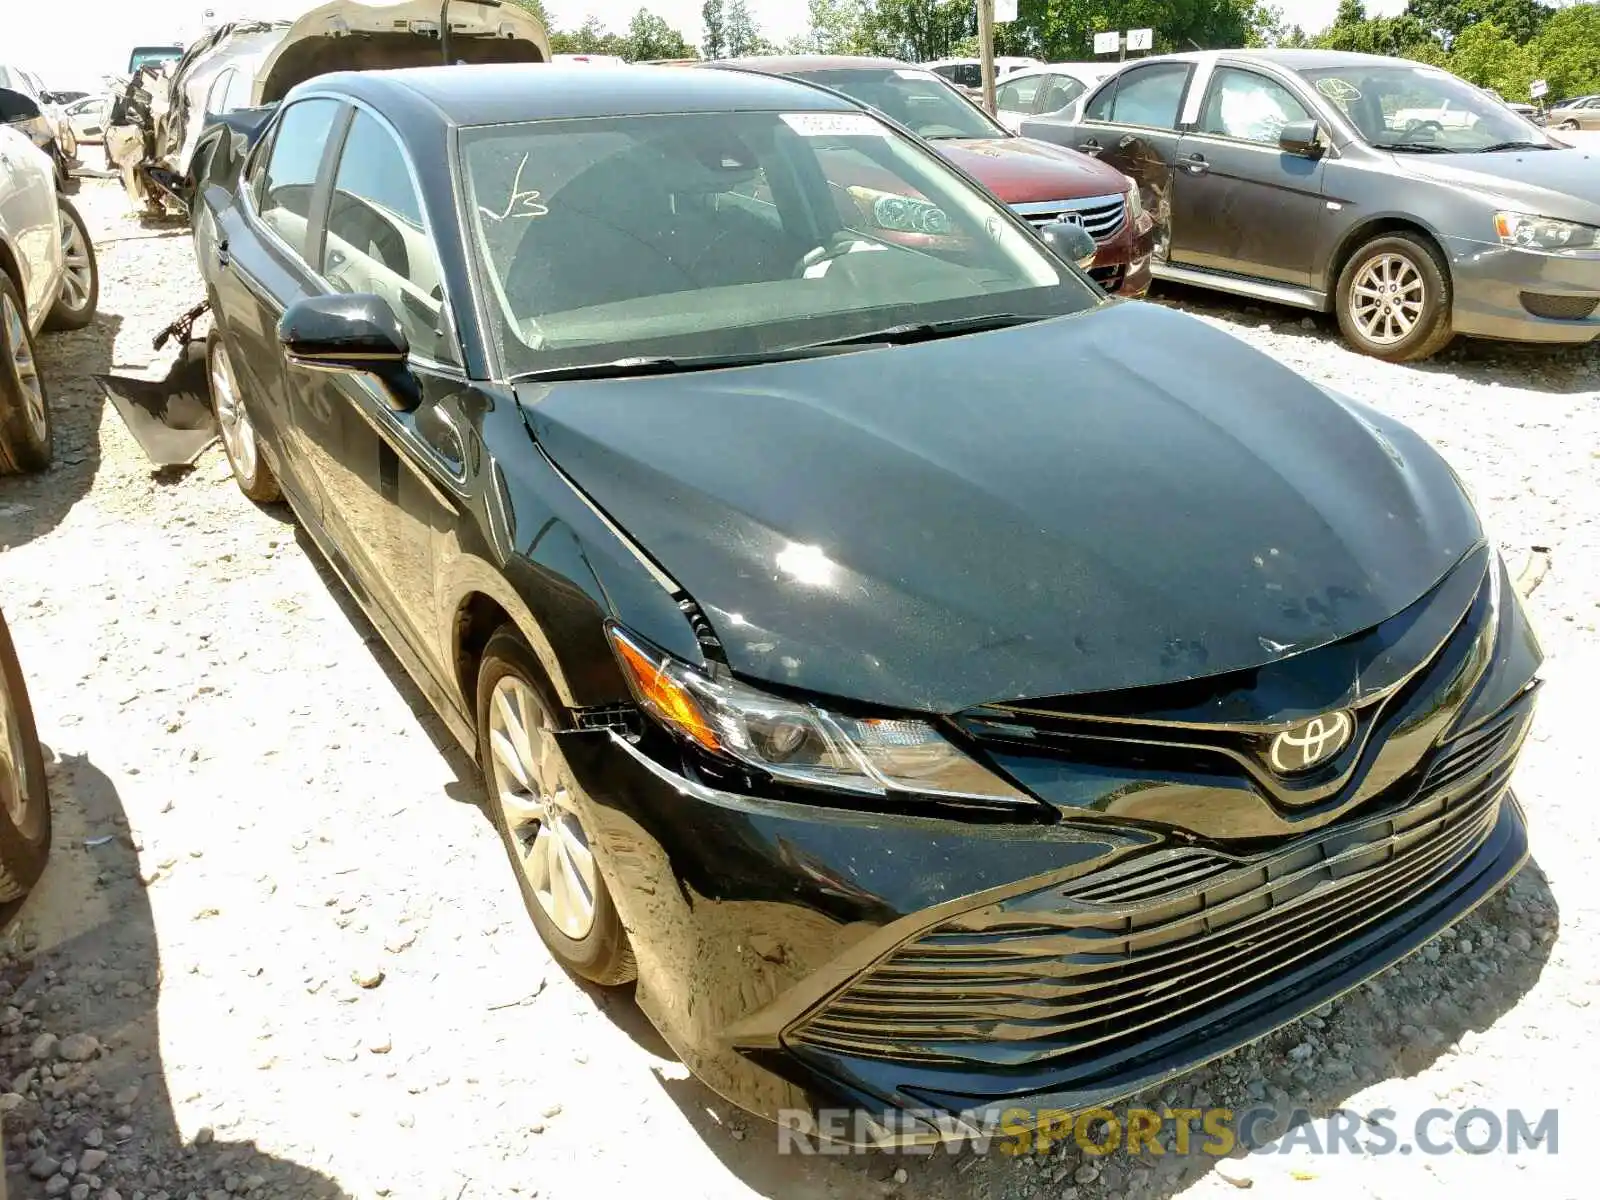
[521,303,1484,714]
[254,0,550,105]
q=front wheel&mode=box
[1334,233,1454,363]
[1559,119,1579,131]
[477,628,636,986]
[0,611,52,902]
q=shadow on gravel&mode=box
[1150,281,1600,397]
[0,752,353,1199]
[0,314,121,552]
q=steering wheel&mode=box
[1402,118,1445,139]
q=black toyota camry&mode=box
[116,63,1542,1142]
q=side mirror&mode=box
[1279,119,1324,158]
[1038,218,1098,271]
[278,293,420,413]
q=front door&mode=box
[1169,66,1327,285]
[306,104,465,687]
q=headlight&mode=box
[1124,184,1145,221]
[847,185,953,236]
[609,627,1032,806]
[1493,211,1600,252]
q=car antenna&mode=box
[440,0,504,66]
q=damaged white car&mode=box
[106,0,551,216]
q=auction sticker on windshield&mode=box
[782,112,885,138]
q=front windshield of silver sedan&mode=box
[457,109,1101,378]
[1299,63,1555,153]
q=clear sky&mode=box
[6,0,1403,95]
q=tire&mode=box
[1334,232,1455,363]
[208,330,281,502]
[476,627,636,986]
[43,198,98,332]
[0,273,52,475]
[1559,120,1579,131]
[0,611,52,902]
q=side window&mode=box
[997,76,1042,114]
[257,98,342,257]
[1036,74,1086,115]
[322,108,456,364]
[1088,63,1192,129]
[222,67,254,113]
[1200,68,1311,144]
[204,69,236,116]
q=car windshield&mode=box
[791,67,1002,140]
[1299,63,1552,152]
[459,109,1097,379]
[129,48,182,72]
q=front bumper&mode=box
[559,702,1532,1145]
[1445,235,1600,343]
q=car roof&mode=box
[713,55,916,75]
[307,62,860,126]
[1120,47,1444,71]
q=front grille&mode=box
[1088,264,1125,293]
[1013,194,1127,243]
[791,699,1530,1071]
[1519,292,1599,320]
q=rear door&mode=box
[1072,61,1197,256]
[1170,65,1327,284]
[206,95,346,519]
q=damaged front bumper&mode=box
[97,300,218,465]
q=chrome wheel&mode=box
[56,209,93,316]
[487,677,597,940]
[1,292,46,443]
[1350,252,1425,346]
[210,341,258,482]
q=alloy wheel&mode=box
[486,676,598,940]
[0,670,35,833]
[210,341,258,482]
[1349,253,1425,346]
[56,209,94,316]
[1,293,46,443]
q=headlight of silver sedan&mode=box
[1493,211,1600,252]
[608,626,1032,806]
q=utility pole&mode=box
[978,0,997,117]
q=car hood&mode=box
[1391,144,1600,224]
[519,303,1482,714]
[937,135,1129,202]
[255,0,550,105]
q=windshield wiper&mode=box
[802,313,1048,349]
[510,345,878,383]
[1371,141,1457,153]
[1478,140,1553,152]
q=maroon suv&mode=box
[705,56,1156,297]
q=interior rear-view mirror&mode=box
[1279,119,1324,158]
[278,292,420,413]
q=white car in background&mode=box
[0,65,77,186]
[992,61,1118,132]
[64,95,112,145]
[926,55,1042,98]
[0,123,98,474]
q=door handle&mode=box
[1181,153,1209,174]
[1078,138,1103,154]
[215,237,231,268]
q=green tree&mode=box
[1406,0,1551,43]
[865,0,975,61]
[702,0,727,58]
[725,0,770,55]
[625,8,696,60]
[1450,20,1537,95]
[1531,2,1600,100]
[794,0,874,54]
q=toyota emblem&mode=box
[1268,711,1354,774]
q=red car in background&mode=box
[704,56,1156,297]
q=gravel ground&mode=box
[0,179,1595,1200]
